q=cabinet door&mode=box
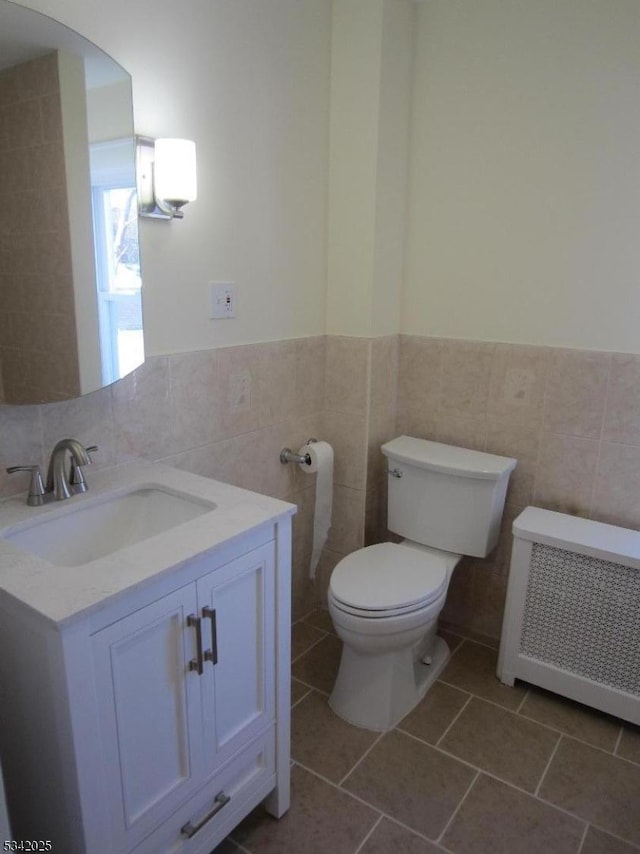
[92,584,206,852]
[198,541,275,772]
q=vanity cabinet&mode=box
[92,542,276,852]
[0,468,294,854]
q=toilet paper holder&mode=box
[279,438,318,466]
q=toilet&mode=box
[328,435,516,731]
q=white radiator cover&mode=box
[498,507,640,725]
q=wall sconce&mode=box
[136,137,197,220]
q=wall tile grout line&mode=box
[588,353,614,519]
[531,345,553,505]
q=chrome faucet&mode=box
[45,439,93,501]
[6,439,97,506]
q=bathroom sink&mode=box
[2,486,216,567]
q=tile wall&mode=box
[396,336,640,640]
[0,52,80,403]
[317,335,398,597]
[0,337,325,619]
[1,332,638,639]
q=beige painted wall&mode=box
[326,0,414,338]
[371,0,413,337]
[326,0,383,338]
[17,0,640,354]
[403,0,640,352]
[14,0,331,355]
[87,79,133,143]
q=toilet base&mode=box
[329,633,451,732]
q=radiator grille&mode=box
[520,543,640,696]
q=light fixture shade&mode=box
[154,138,197,207]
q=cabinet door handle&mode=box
[181,790,231,838]
[187,614,204,675]
[202,606,218,665]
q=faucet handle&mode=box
[69,444,98,490]
[6,465,46,507]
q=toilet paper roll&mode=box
[298,441,333,579]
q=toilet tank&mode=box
[381,436,517,557]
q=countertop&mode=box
[0,461,295,628]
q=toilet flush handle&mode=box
[389,468,403,478]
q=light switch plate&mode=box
[210,282,236,318]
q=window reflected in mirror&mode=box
[90,140,144,386]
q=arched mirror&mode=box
[0,0,144,405]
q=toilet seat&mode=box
[329,542,449,618]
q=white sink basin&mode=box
[2,486,216,567]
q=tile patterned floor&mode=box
[215,610,640,854]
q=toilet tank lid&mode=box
[381,436,517,480]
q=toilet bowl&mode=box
[326,435,517,732]
[328,541,460,731]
